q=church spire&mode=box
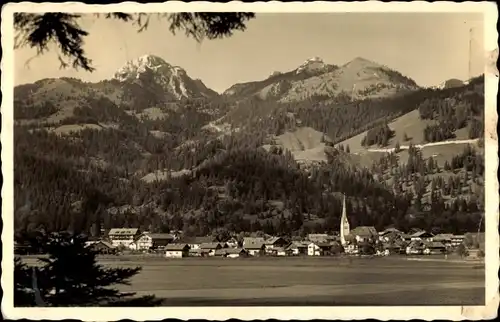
[340,193,350,246]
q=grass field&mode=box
[78,256,486,306]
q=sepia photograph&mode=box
[1,1,498,320]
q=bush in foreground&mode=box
[14,233,162,307]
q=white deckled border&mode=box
[1,1,498,321]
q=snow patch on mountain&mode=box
[114,54,217,100]
[296,57,327,74]
[279,57,418,102]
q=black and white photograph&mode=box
[1,1,498,320]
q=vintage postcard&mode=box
[1,1,498,320]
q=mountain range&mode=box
[13,54,485,239]
[224,56,419,102]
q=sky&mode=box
[14,12,485,93]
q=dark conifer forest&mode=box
[13,65,485,240]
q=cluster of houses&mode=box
[81,195,481,259]
[83,226,475,259]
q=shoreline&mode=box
[18,253,485,266]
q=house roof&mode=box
[149,233,176,240]
[350,226,378,237]
[307,234,330,241]
[135,233,175,241]
[383,238,404,247]
[108,228,139,236]
[382,242,400,249]
[214,249,227,256]
[292,241,309,247]
[100,241,115,248]
[245,242,264,250]
[410,231,434,238]
[379,228,402,236]
[408,228,424,234]
[433,234,454,241]
[165,243,189,251]
[408,240,426,248]
[180,236,217,244]
[87,240,115,248]
[265,237,286,245]
[200,242,224,249]
[424,241,446,248]
[313,242,333,248]
[244,237,265,244]
[226,248,247,254]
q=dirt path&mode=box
[367,139,479,153]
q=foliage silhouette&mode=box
[14,233,162,307]
[14,12,255,71]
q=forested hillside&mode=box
[13,54,485,239]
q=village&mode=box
[79,195,485,260]
[82,226,483,259]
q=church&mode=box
[340,194,379,255]
[340,193,350,247]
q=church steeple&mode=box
[340,193,350,246]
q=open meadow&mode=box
[19,255,483,306]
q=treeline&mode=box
[14,101,59,120]
[419,75,484,142]
[279,77,482,146]
[153,147,407,236]
[423,122,456,142]
[13,74,485,238]
[361,123,394,147]
[370,143,484,233]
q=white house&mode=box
[349,226,378,243]
[433,234,454,248]
[308,242,321,256]
[179,236,218,250]
[108,228,140,248]
[406,241,424,255]
[264,237,289,254]
[227,248,248,258]
[275,247,292,257]
[423,241,447,255]
[410,231,434,242]
[225,237,240,248]
[378,228,404,243]
[200,242,226,256]
[130,233,176,251]
[307,242,333,256]
[287,241,309,256]
[451,235,465,247]
[165,244,190,258]
[344,241,359,255]
[216,248,249,258]
[245,242,265,256]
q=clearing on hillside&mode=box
[262,127,330,162]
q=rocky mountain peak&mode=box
[113,54,216,100]
[296,56,327,74]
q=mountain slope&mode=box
[13,53,485,239]
[114,54,218,100]
[223,57,339,100]
[14,55,221,127]
[223,57,419,102]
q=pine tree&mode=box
[394,141,401,153]
[16,233,162,307]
